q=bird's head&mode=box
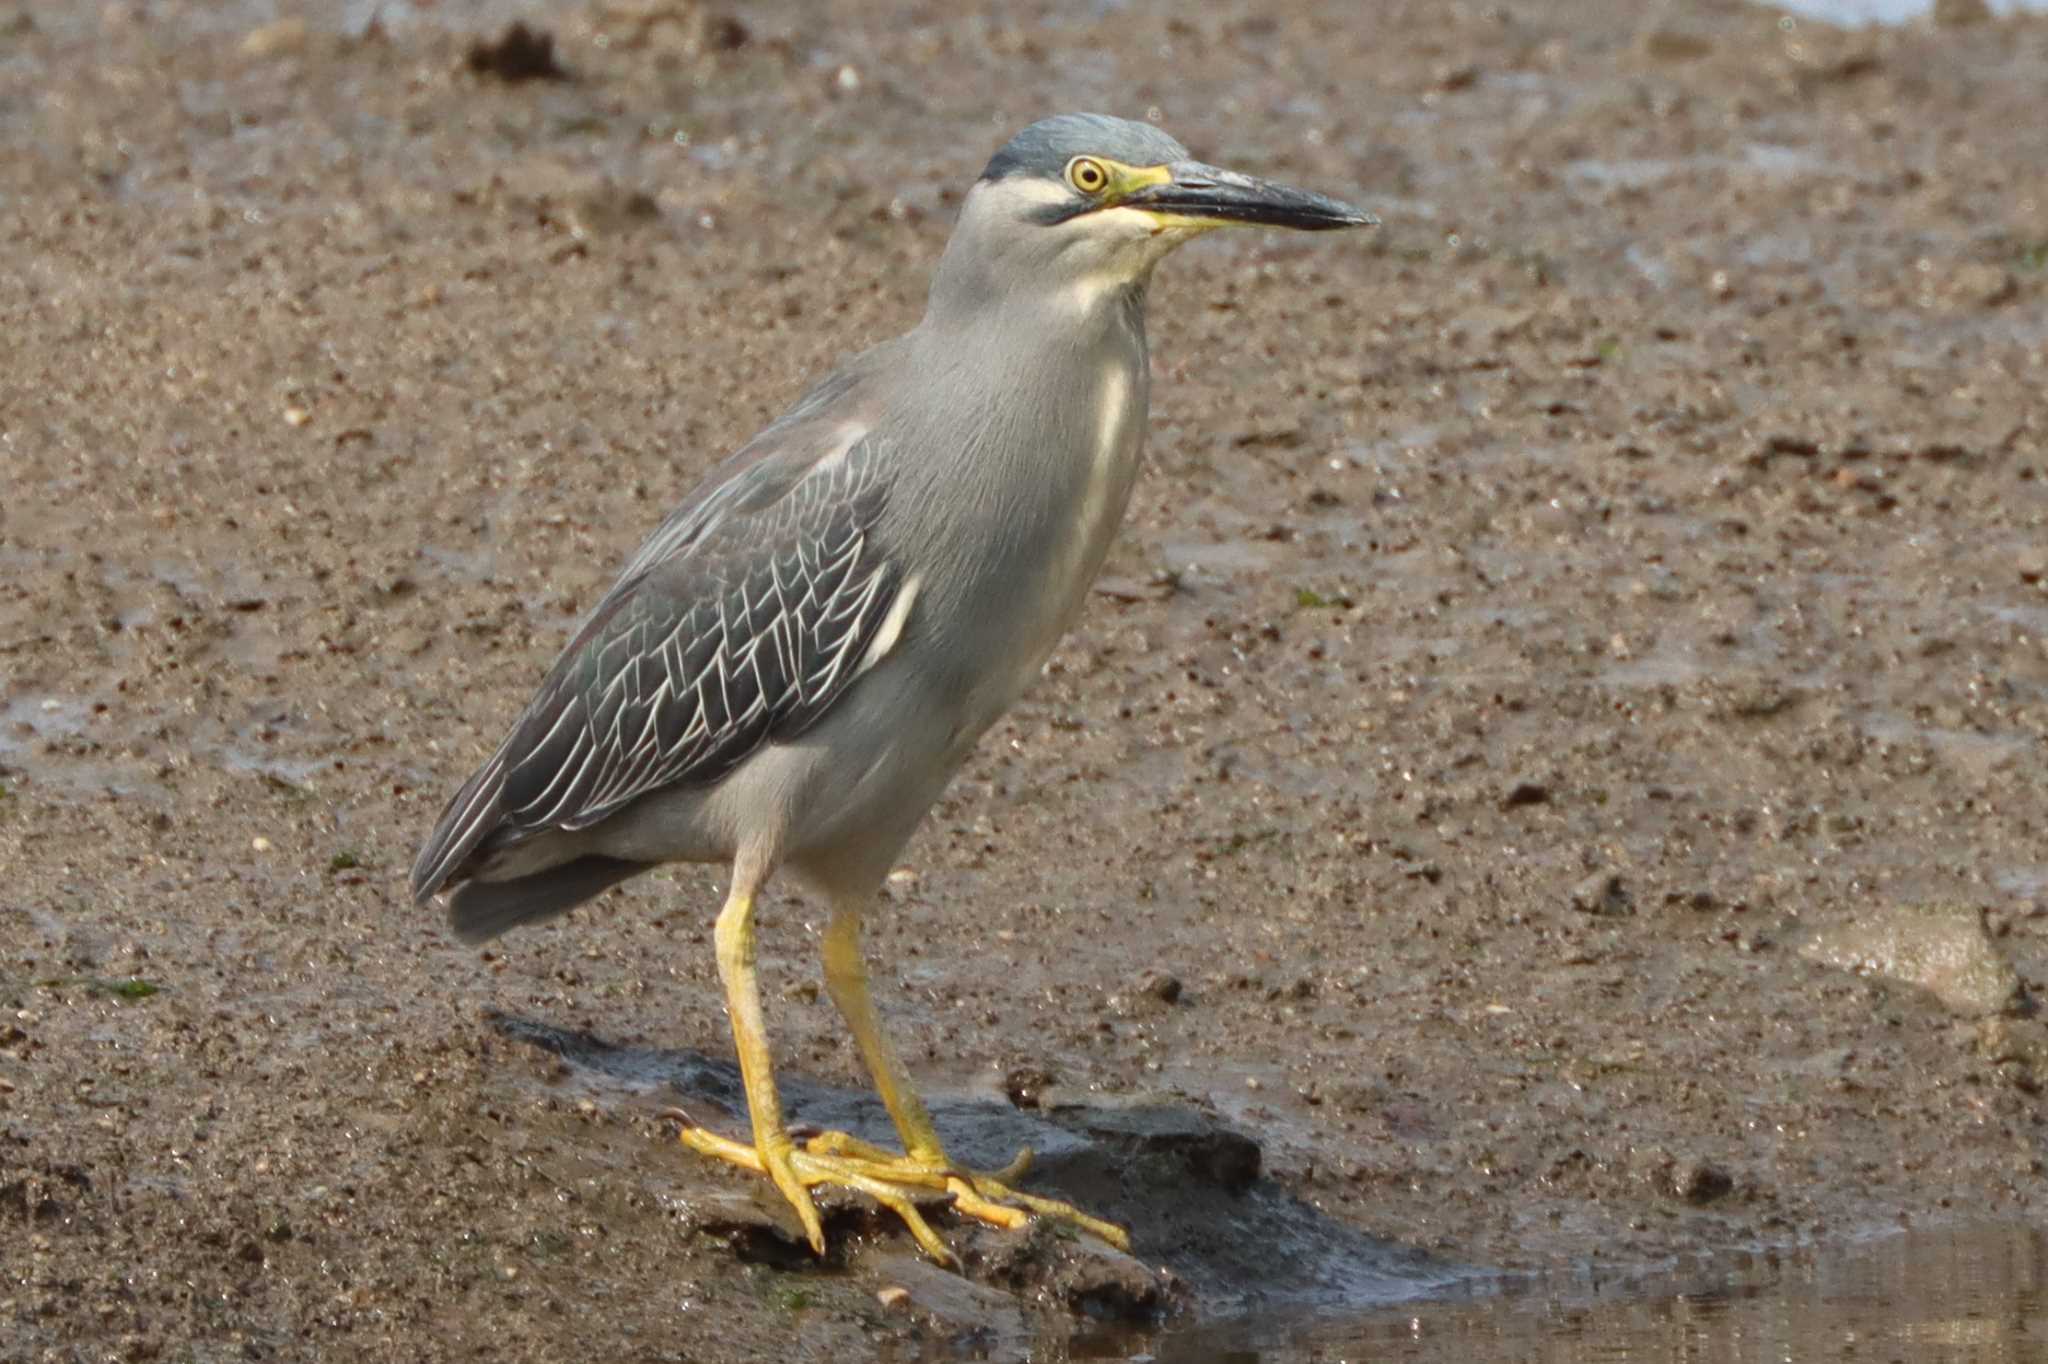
[932,113,1372,318]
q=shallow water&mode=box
[1142,1222,2048,1363]
[1770,0,2047,23]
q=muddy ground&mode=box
[4,0,2048,1358]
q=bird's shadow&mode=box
[486,1012,1479,1317]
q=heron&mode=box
[411,112,1370,1266]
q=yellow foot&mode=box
[800,1129,1132,1254]
[672,1114,961,1265]
[665,1113,1130,1265]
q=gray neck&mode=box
[919,184,1158,345]
[901,277,1150,481]
[886,262,1158,732]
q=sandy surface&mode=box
[5,0,2048,1358]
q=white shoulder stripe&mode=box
[857,573,920,677]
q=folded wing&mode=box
[410,427,903,902]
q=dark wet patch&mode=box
[490,1013,1472,1318]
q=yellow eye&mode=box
[1066,157,1110,195]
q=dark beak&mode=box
[1123,160,1375,231]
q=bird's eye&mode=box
[1066,157,1110,195]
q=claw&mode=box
[692,1123,1130,1258]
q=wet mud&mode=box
[4,0,2048,1358]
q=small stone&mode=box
[1674,1159,1733,1204]
[1501,781,1550,809]
[1711,674,1799,719]
[1571,871,1631,917]
[240,18,307,58]
[1976,1017,2048,1090]
[251,836,272,852]
[1953,262,2017,307]
[835,65,861,93]
[875,1285,911,1312]
[283,406,310,427]
[1003,1065,1055,1109]
[563,185,660,240]
[2016,546,2048,585]
[1138,970,1182,1004]
[465,22,567,83]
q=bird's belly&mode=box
[588,684,948,892]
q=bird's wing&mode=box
[409,419,906,902]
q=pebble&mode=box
[1570,871,1631,916]
[240,18,307,58]
[876,1285,911,1312]
[1673,1159,1734,1205]
[1003,1065,1055,1109]
[1975,1016,2048,1085]
[1137,970,1182,1004]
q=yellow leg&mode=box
[677,864,826,1254]
[672,870,1129,1267]
[821,905,951,1162]
[817,901,1132,1253]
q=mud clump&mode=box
[1975,1017,2048,1092]
[1794,904,2023,1017]
[972,1220,1180,1323]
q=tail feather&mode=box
[445,855,650,945]
[411,758,510,903]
